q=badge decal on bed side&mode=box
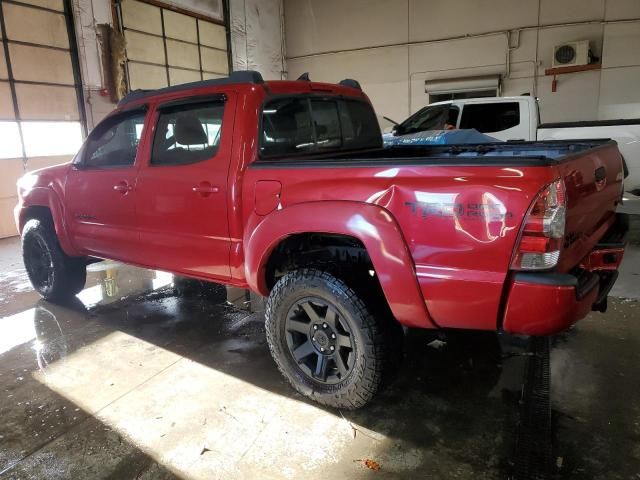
[404,201,513,220]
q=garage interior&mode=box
[1,0,639,479]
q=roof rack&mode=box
[118,70,265,106]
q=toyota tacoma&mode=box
[15,71,628,408]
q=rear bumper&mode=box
[502,213,628,336]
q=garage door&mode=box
[117,0,229,90]
[0,0,85,238]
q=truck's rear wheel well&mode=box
[264,233,405,380]
[265,233,377,294]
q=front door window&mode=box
[80,110,146,169]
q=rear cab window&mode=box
[260,95,381,157]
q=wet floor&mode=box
[0,208,639,479]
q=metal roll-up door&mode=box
[117,0,230,91]
[0,0,85,237]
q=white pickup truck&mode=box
[388,96,639,192]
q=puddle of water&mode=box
[0,260,263,365]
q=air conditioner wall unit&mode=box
[552,40,591,68]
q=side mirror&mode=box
[392,124,404,136]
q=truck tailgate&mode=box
[538,121,640,192]
[554,142,624,272]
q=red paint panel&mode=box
[242,162,555,330]
[16,164,80,257]
[555,146,624,272]
[503,280,598,335]
[243,201,435,329]
[254,180,282,216]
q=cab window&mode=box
[151,101,224,166]
[82,110,146,169]
[260,96,381,157]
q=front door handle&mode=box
[113,181,133,194]
[192,182,219,196]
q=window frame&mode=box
[149,94,227,167]
[75,105,148,170]
[257,94,381,160]
[428,88,498,104]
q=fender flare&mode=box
[19,187,78,256]
[244,201,435,329]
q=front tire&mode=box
[22,218,86,301]
[265,268,392,409]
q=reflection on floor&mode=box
[0,211,639,479]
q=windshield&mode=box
[397,104,459,135]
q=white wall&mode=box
[284,0,640,125]
[229,0,285,79]
[72,0,115,128]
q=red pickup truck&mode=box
[15,71,628,408]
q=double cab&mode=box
[15,71,628,408]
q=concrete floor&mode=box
[0,197,639,479]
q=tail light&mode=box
[511,179,566,270]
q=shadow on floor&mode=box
[1,272,529,479]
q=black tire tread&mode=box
[265,268,391,409]
[22,218,86,301]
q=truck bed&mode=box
[539,118,640,129]
[248,138,623,331]
[254,139,613,167]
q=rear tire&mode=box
[265,268,394,409]
[22,218,86,301]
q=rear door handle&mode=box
[192,182,219,196]
[113,181,133,194]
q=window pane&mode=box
[400,105,458,134]
[151,102,223,166]
[261,98,313,157]
[84,113,145,168]
[22,121,83,157]
[0,122,23,159]
[459,103,520,133]
[310,99,341,149]
[339,100,382,149]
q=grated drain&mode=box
[513,336,552,480]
